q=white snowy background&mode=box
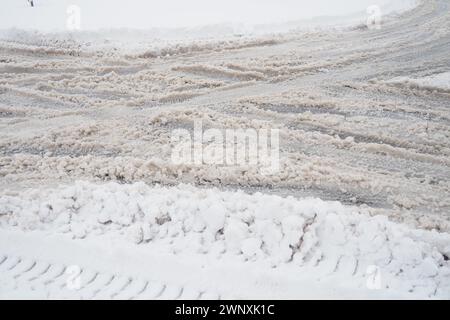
[1,0,417,32]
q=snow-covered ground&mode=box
[0,0,449,300]
[1,181,449,299]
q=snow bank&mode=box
[1,181,449,298]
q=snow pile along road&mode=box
[1,181,449,298]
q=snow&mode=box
[0,181,449,298]
[0,0,448,301]
[382,72,450,93]
[0,0,419,36]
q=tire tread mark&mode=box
[174,287,184,300]
[111,278,133,299]
[14,261,37,279]
[153,284,166,299]
[82,272,99,288]
[131,281,149,300]
[92,275,115,299]
[6,257,22,271]
[28,263,51,282]
[44,266,66,285]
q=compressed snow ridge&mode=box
[382,72,450,93]
[1,181,449,298]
